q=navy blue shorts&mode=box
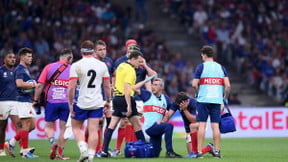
[196,102,221,123]
[72,104,103,121]
[112,96,138,118]
[45,102,69,122]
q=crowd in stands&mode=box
[164,0,288,105]
[0,0,195,102]
[5,0,288,105]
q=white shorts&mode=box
[136,100,143,114]
[17,102,35,118]
[0,101,18,120]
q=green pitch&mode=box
[1,138,287,162]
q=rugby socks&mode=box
[48,137,55,146]
[88,149,95,161]
[103,128,114,153]
[135,130,145,141]
[58,147,63,157]
[21,131,29,149]
[202,145,212,154]
[191,132,198,153]
[116,128,125,150]
[125,125,137,142]
[14,129,22,141]
[95,129,101,152]
[77,141,87,154]
[106,117,111,128]
[101,128,107,150]
[84,131,89,143]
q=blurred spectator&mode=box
[135,0,148,24]
[0,0,196,103]
[163,0,288,104]
[229,93,241,105]
[34,36,50,57]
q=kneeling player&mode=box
[162,92,217,158]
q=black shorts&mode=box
[112,96,138,118]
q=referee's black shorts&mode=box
[112,96,138,118]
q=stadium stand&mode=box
[0,0,287,106]
[162,0,288,105]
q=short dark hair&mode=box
[59,48,72,57]
[81,40,94,49]
[200,45,214,58]
[1,51,15,60]
[128,50,143,60]
[95,40,107,47]
[3,52,14,59]
[18,47,33,57]
[175,92,189,105]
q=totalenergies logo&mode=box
[235,111,288,130]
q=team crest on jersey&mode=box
[3,72,7,78]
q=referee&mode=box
[101,50,146,157]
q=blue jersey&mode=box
[114,55,127,70]
[170,98,197,133]
[140,89,171,130]
[0,65,17,101]
[14,64,33,102]
[114,55,149,100]
[101,56,114,100]
[103,56,115,82]
[194,61,228,104]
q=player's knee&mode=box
[189,123,198,133]
[29,122,36,132]
[120,119,127,128]
[15,121,22,130]
[132,122,142,131]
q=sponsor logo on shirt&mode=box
[51,79,69,87]
[3,72,7,78]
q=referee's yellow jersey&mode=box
[114,62,136,97]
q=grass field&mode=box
[0,138,287,162]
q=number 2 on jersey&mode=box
[87,69,96,88]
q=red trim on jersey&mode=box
[199,77,224,86]
[143,105,166,115]
[103,76,110,79]
[69,77,78,80]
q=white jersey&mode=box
[70,57,110,109]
